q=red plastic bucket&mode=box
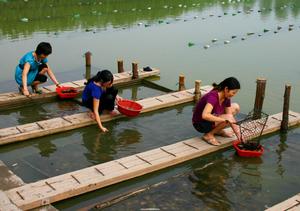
[232,140,264,157]
[56,86,79,99]
[117,99,143,117]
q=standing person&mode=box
[15,42,60,96]
[82,70,120,132]
[192,77,241,146]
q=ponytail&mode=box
[84,70,114,85]
[212,77,240,91]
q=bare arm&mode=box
[45,64,59,86]
[202,103,227,123]
[93,98,108,132]
[21,63,31,96]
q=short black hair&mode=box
[35,42,52,55]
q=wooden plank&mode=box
[265,193,300,211]
[0,86,211,146]
[0,69,160,111]
[5,111,300,210]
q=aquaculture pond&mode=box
[0,0,300,210]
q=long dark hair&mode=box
[85,70,114,85]
[212,77,240,91]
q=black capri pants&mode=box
[83,86,118,114]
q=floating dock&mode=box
[2,111,300,210]
[0,86,212,146]
[265,193,300,211]
[0,69,160,111]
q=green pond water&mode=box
[0,0,300,210]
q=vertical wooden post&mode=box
[253,78,266,119]
[178,75,185,91]
[280,84,291,133]
[85,51,92,67]
[132,62,138,79]
[85,66,91,80]
[194,80,201,103]
[131,86,138,101]
[117,60,124,73]
[84,52,92,80]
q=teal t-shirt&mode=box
[15,51,48,86]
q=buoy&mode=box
[20,18,29,22]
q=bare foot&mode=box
[202,135,221,146]
[110,110,119,117]
[216,130,233,138]
[88,111,95,120]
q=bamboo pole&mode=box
[194,80,201,103]
[253,78,266,119]
[132,62,138,79]
[117,60,124,73]
[280,84,291,133]
[178,75,185,91]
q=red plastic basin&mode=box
[232,140,264,157]
[56,86,79,99]
[117,99,143,117]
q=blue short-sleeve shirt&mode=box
[15,51,48,86]
[82,82,103,103]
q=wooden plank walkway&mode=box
[0,160,57,211]
[4,111,300,210]
[0,86,212,146]
[266,193,300,211]
[0,69,160,111]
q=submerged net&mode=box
[235,110,269,150]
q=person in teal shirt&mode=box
[15,42,60,96]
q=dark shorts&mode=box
[193,121,214,133]
[34,63,48,83]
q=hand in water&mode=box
[100,126,109,133]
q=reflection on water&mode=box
[0,100,84,127]
[100,130,300,211]
[275,133,288,177]
[1,0,300,40]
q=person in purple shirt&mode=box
[192,77,240,146]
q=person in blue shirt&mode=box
[82,70,120,132]
[15,42,60,96]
